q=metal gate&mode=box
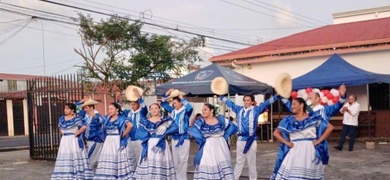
[27,74,83,160]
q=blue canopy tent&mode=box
[292,53,390,90]
[156,63,273,96]
[292,53,390,138]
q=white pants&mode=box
[86,141,103,168]
[171,139,190,180]
[234,140,257,180]
[129,140,142,168]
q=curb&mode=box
[0,146,29,152]
[0,135,28,140]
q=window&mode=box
[7,80,17,91]
[369,83,389,110]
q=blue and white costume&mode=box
[188,115,237,179]
[220,95,278,180]
[52,116,94,180]
[123,97,148,170]
[161,95,193,180]
[76,102,105,168]
[280,95,346,168]
[281,95,346,121]
[134,116,178,179]
[271,113,327,180]
[94,115,134,180]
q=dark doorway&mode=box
[13,99,25,135]
[0,100,8,136]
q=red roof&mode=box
[0,91,26,99]
[0,73,42,80]
[211,17,390,63]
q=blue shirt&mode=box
[123,97,148,140]
[161,96,193,142]
[220,94,278,154]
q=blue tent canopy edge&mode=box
[155,63,273,96]
[292,54,390,90]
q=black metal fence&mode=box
[27,74,83,160]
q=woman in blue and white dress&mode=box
[94,103,134,180]
[52,103,94,180]
[271,97,334,180]
[134,103,178,179]
[188,103,237,180]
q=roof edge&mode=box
[214,44,390,65]
[210,38,390,62]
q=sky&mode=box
[1,0,390,76]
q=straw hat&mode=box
[125,85,144,101]
[81,99,99,107]
[167,89,182,99]
[211,77,228,95]
[274,73,292,98]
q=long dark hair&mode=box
[110,102,123,114]
[293,97,308,113]
[204,103,216,116]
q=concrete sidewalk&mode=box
[0,141,389,179]
[0,136,29,152]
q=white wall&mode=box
[333,9,390,24]
[232,50,390,111]
[0,80,7,92]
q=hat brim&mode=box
[81,99,99,107]
[167,89,181,99]
[274,73,292,98]
[125,85,144,101]
[211,77,228,95]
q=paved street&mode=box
[0,141,389,179]
[0,136,29,149]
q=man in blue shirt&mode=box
[161,89,193,180]
[77,98,105,169]
[220,94,278,180]
[122,89,148,168]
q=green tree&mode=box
[75,14,205,96]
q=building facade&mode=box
[0,73,40,136]
[210,6,390,137]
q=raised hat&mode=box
[211,77,228,95]
[81,99,99,107]
[167,89,182,99]
[274,73,292,98]
[125,85,144,101]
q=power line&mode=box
[218,0,310,27]
[0,18,29,24]
[0,2,75,21]
[241,0,325,26]
[51,61,84,75]
[41,20,46,76]
[1,7,242,53]
[252,0,329,25]
[0,19,32,46]
[39,0,253,46]
[3,58,82,72]
[208,26,315,31]
[0,19,29,35]
[73,0,259,41]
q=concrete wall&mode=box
[333,6,390,24]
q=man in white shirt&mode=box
[334,94,360,151]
